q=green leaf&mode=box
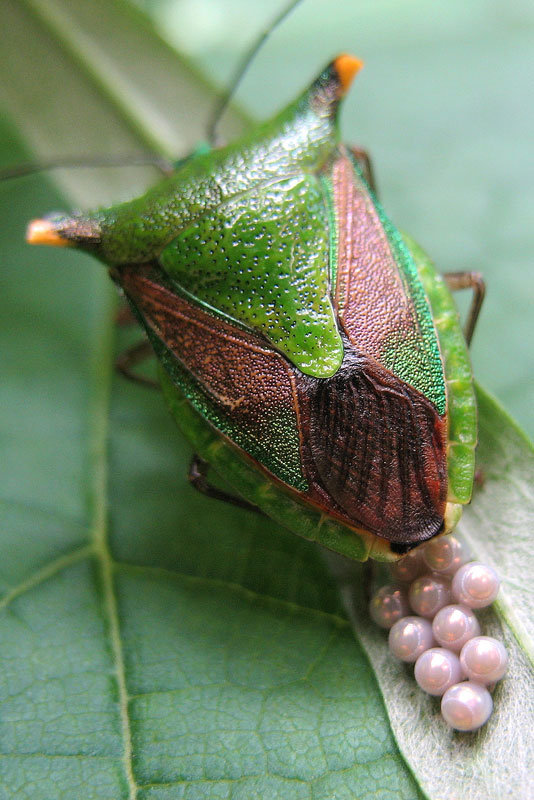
[1,1,533,799]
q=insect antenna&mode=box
[206,0,305,146]
[1,2,304,180]
[0,153,174,182]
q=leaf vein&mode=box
[0,545,93,612]
[86,291,139,800]
[114,561,350,629]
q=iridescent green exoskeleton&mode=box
[27,55,478,562]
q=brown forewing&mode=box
[119,265,447,545]
[296,344,448,544]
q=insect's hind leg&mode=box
[188,455,263,515]
[115,339,159,389]
[349,146,377,195]
[443,271,486,347]
[116,351,262,514]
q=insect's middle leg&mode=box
[188,455,263,514]
[443,271,486,347]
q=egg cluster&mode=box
[369,535,506,732]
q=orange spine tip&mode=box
[334,54,364,93]
[26,219,71,247]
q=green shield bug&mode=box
[26,52,482,563]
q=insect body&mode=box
[27,56,477,561]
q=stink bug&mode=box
[26,54,482,562]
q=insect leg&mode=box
[442,271,486,346]
[115,303,138,327]
[362,560,375,604]
[349,146,377,195]
[115,339,159,389]
[188,455,263,514]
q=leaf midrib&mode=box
[22,0,176,157]
[82,286,138,798]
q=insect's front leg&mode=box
[115,339,159,389]
[115,302,138,327]
[349,146,377,195]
